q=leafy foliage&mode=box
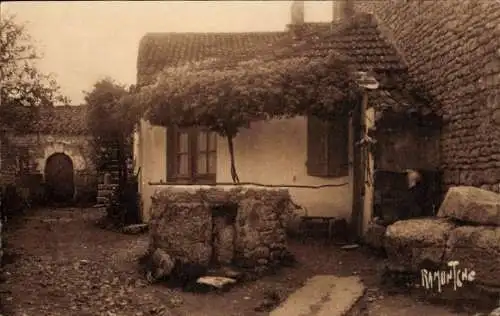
[139,53,359,135]
[134,52,361,182]
[85,78,129,169]
[0,14,69,130]
[85,78,141,226]
[85,79,135,138]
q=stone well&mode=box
[145,187,295,283]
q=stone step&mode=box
[97,194,114,200]
[98,184,119,190]
[97,189,115,198]
[97,195,113,202]
[269,275,365,316]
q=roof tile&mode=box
[33,105,88,135]
[136,32,289,86]
[290,13,407,72]
[135,13,432,119]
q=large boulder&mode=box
[443,226,500,288]
[384,218,456,272]
[438,186,500,226]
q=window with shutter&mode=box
[307,114,349,177]
[307,115,329,176]
[166,126,217,184]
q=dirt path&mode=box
[0,207,479,316]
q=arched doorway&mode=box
[44,153,75,204]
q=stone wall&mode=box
[356,0,500,192]
[0,131,97,203]
[147,187,293,281]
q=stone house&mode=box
[355,0,500,192]
[134,0,499,236]
[0,105,97,205]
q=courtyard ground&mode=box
[0,207,488,316]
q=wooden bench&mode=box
[299,216,336,244]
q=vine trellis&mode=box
[133,52,364,183]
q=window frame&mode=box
[167,126,217,184]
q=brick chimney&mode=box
[332,0,354,22]
[288,1,305,38]
[291,1,304,25]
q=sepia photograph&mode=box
[0,0,499,315]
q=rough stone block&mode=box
[149,201,212,267]
[149,248,175,280]
[384,218,456,272]
[491,307,500,316]
[437,186,500,226]
[443,226,500,288]
[147,187,291,278]
[234,198,286,268]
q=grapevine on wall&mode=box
[133,52,362,182]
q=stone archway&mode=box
[44,153,75,204]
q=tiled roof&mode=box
[33,105,88,135]
[283,13,427,118]
[136,16,406,85]
[137,32,290,86]
[287,13,407,72]
[136,13,433,120]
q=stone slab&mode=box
[437,186,500,226]
[196,276,236,289]
[269,275,365,316]
[122,223,148,235]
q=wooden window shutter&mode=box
[307,114,329,176]
[166,125,177,182]
[327,115,349,177]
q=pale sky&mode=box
[2,1,333,105]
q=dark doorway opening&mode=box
[44,153,75,204]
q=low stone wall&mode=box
[146,187,295,282]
